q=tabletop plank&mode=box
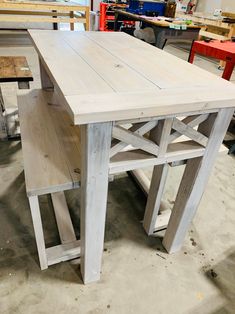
[29,30,235,124]
[85,32,226,89]
[66,86,235,124]
[30,31,114,95]
[60,32,158,92]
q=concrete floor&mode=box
[0,36,235,314]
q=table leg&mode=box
[188,48,195,64]
[188,40,195,63]
[80,122,112,284]
[52,10,58,30]
[114,12,119,31]
[222,61,234,81]
[153,28,167,49]
[39,59,54,90]
[162,108,234,253]
[70,11,75,31]
[18,81,30,89]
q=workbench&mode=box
[189,40,235,81]
[0,0,89,31]
[0,56,33,140]
[28,30,235,284]
[176,12,235,41]
[114,9,201,49]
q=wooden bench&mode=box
[18,89,81,270]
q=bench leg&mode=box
[143,164,169,235]
[51,191,76,244]
[28,195,48,270]
[162,108,234,253]
[80,122,112,284]
[39,59,54,90]
[0,110,8,141]
[18,81,30,89]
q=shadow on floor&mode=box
[188,248,235,314]
[0,140,21,166]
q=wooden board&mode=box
[0,56,33,82]
[28,30,235,125]
[0,1,88,12]
[18,89,81,196]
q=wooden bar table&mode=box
[29,30,235,284]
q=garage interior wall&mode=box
[197,0,235,13]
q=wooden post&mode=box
[143,164,169,235]
[39,59,54,90]
[70,11,74,31]
[28,196,48,270]
[85,7,90,31]
[80,122,112,284]
[163,108,234,253]
[51,191,77,244]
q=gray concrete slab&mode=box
[0,38,235,314]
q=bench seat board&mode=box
[18,89,80,196]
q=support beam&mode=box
[39,59,54,90]
[28,196,48,270]
[51,191,76,244]
[143,164,169,235]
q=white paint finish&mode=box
[109,140,205,174]
[28,196,48,270]
[143,164,169,235]
[18,89,80,196]
[130,169,150,195]
[155,118,173,157]
[168,114,209,143]
[172,118,208,147]
[51,191,76,244]
[39,58,54,90]
[163,108,234,253]
[112,125,159,156]
[154,209,171,232]
[110,120,158,158]
[80,122,112,284]
[46,240,81,266]
[28,30,235,124]
[67,87,235,125]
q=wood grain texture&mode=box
[80,122,112,284]
[28,30,235,124]
[51,191,76,244]
[28,196,48,270]
[0,56,33,82]
[163,108,234,253]
[143,164,169,235]
[18,89,80,196]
